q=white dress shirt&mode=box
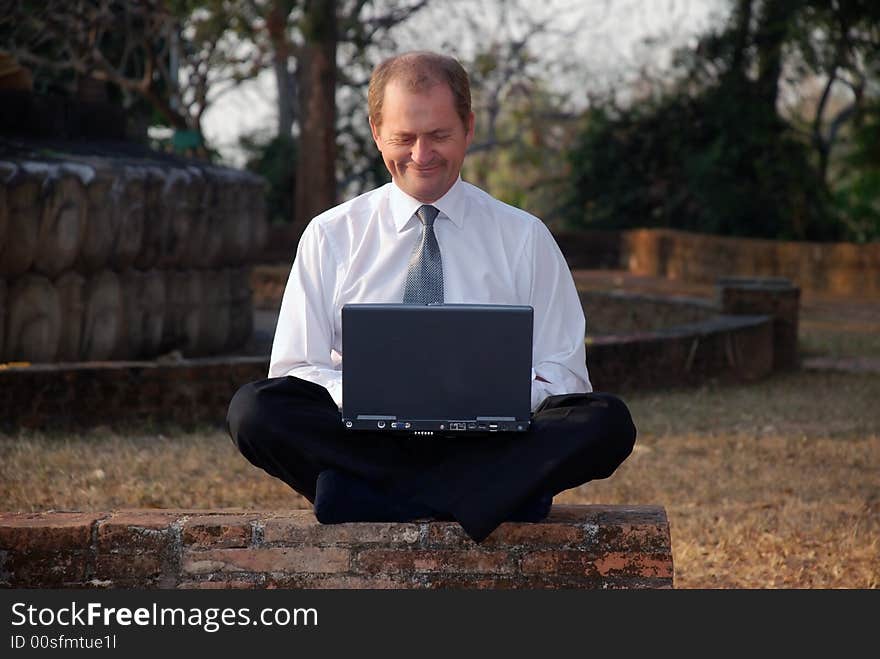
[269,177,591,410]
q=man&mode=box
[227,51,636,543]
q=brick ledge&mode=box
[0,504,673,589]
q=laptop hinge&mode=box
[356,414,397,420]
[476,416,516,421]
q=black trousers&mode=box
[227,376,637,542]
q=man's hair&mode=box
[368,51,472,129]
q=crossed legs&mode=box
[227,376,636,542]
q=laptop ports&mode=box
[450,422,467,431]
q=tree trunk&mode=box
[295,0,338,228]
[754,0,796,114]
[267,0,297,138]
[729,0,753,78]
[274,60,297,138]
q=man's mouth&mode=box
[407,163,442,174]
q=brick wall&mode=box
[555,228,880,298]
[0,505,673,589]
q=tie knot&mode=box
[416,205,440,227]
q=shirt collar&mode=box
[389,177,466,232]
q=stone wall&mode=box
[0,275,796,430]
[719,277,800,370]
[0,357,267,431]
[579,290,716,334]
[0,152,268,362]
[587,315,774,392]
[555,228,880,298]
[583,278,799,391]
[0,505,673,589]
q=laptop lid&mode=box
[341,304,533,433]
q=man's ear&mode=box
[369,117,382,151]
[465,111,475,147]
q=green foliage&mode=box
[464,90,576,226]
[1,0,265,139]
[461,43,578,226]
[562,0,880,242]
[833,105,880,242]
[240,133,297,225]
[564,86,838,240]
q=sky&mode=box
[201,0,730,166]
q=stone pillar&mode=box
[718,277,800,370]
[0,154,266,362]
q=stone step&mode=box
[0,505,673,589]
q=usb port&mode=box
[450,422,466,431]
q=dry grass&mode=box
[3,274,878,588]
[0,430,300,512]
[799,299,880,359]
[2,369,878,589]
[559,370,880,588]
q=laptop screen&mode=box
[341,304,533,433]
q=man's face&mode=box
[370,80,474,203]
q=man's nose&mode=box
[411,136,431,163]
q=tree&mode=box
[251,0,618,227]
[564,0,880,242]
[412,0,595,225]
[686,0,880,189]
[787,0,880,187]
[291,0,338,225]
[463,45,580,227]
[0,0,261,139]
[1,0,432,225]
[256,0,431,227]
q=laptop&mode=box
[342,303,533,435]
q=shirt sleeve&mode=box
[526,221,592,410]
[268,220,343,408]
